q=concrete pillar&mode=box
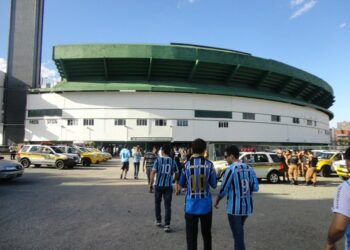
[3,0,44,145]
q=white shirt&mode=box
[332,180,350,250]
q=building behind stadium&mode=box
[25,43,334,151]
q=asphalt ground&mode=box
[0,157,345,250]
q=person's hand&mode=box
[214,199,220,209]
[325,242,336,250]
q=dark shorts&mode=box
[121,161,129,171]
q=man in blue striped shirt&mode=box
[214,145,259,250]
[150,144,178,232]
[178,138,217,250]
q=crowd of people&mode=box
[117,141,350,250]
[278,150,318,186]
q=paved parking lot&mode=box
[0,158,344,250]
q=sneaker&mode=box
[313,183,317,187]
[164,225,171,232]
[155,221,162,227]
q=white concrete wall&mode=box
[25,92,331,144]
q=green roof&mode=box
[39,43,334,118]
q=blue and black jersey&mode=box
[152,157,178,188]
[218,163,259,216]
[179,156,217,215]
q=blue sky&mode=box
[0,0,349,127]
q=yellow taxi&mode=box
[316,151,342,177]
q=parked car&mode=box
[17,145,76,169]
[214,152,283,184]
[57,145,99,166]
[316,151,342,177]
[335,161,349,180]
[0,159,24,180]
[332,154,345,173]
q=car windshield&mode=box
[79,147,87,152]
[319,153,333,160]
[51,146,64,153]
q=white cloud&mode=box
[339,22,347,29]
[41,62,60,87]
[0,58,60,87]
[177,0,199,9]
[0,58,7,72]
[290,0,305,8]
[290,0,317,19]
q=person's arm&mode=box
[250,168,259,192]
[325,213,350,250]
[150,170,156,188]
[142,154,146,172]
[150,159,158,188]
[214,168,233,208]
[209,166,218,189]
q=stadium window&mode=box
[137,119,147,126]
[218,121,228,128]
[46,119,58,124]
[115,119,126,126]
[243,113,255,120]
[29,119,39,124]
[293,117,300,124]
[28,109,62,117]
[271,115,281,122]
[195,110,232,119]
[177,120,188,127]
[314,121,317,126]
[155,119,167,126]
[307,120,313,126]
[83,119,94,126]
[67,119,78,126]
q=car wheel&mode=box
[55,160,65,169]
[82,158,91,166]
[321,165,331,177]
[267,171,280,184]
[20,158,31,168]
[34,164,41,168]
[341,176,349,181]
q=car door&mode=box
[252,153,270,178]
[28,145,45,164]
[41,146,56,166]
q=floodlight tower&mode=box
[3,0,44,145]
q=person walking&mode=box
[133,145,142,179]
[150,144,178,232]
[178,138,217,250]
[214,145,259,250]
[288,150,299,185]
[143,146,158,192]
[9,144,17,160]
[305,151,317,186]
[325,147,350,250]
[119,145,130,179]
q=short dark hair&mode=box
[192,138,206,154]
[225,145,240,159]
[345,147,350,160]
[162,144,171,155]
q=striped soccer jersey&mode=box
[152,157,178,188]
[179,156,217,214]
[218,162,259,216]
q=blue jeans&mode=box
[134,162,140,177]
[228,214,247,250]
[154,186,173,225]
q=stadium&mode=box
[25,43,334,150]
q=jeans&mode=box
[228,214,247,250]
[146,167,152,184]
[154,186,173,225]
[134,162,140,177]
[185,212,212,250]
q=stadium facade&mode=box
[25,43,334,147]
